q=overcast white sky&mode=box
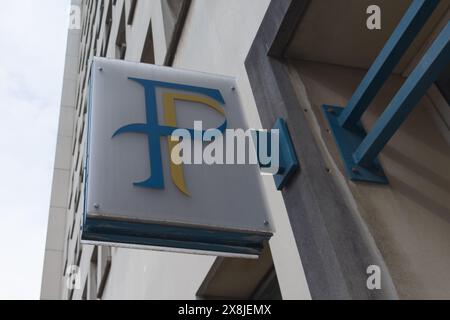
[0,0,71,299]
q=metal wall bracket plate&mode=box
[322,105,388,184]
[251,118,299,190]
[273,118,300,190]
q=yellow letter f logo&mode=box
[112,78,226,196]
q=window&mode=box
[96,246,112,299]
[79,163,84,184]
[140,20,155,64]
[70,211,76,239]
[127,0,137,25]
[67,190,73,210]
[74,187,81,213]
[78,119,84,144]
[160,0,190,65]
[161,0,184,45]
[76,236,83,264]
[88,247,98,300]
[96,0,105,39]
[81,280,88,300]
[115,5,127,60]
[102,1,113,57]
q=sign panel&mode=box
[82,58,272,257]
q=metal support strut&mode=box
[323,0,449,184]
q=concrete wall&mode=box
[287,60,450,299]
[40,0,82,300]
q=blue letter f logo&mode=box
[112,78,227,196]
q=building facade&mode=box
[41,0,450,300]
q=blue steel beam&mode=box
[338,0,440,129]
[354,21,450,167]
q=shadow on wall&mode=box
[384,145,450,225]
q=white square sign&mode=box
[82,58,273,257]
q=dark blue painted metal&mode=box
[252,118,299,190]
[354,21,450,166]
[112,78,226,190]
[82,217,272,256]
[323,0,448,183]
[273,118,299,190]
[338,0,440,129]
[323,105,388,184]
